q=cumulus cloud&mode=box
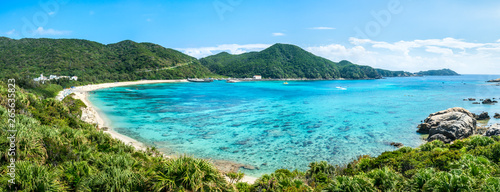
[309,27,335,30]
[425,46,453,55]
[33,27,71,36]
[308,37,500,74]
[272,33,285,36]
[179,44,272,58]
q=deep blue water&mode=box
[88,75,500,176]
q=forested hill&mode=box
[200,43,382,79]
[0,37,213,84]
[416,69,460,76]
[376,69,414,77]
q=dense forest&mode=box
[200,44,383,79]
[2,82,500,191]
[0,37,458,87]
[415,69,460,76]
[0,37,215,86]
[199,43,459,79]
[376,69,414,77]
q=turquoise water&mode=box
[88,75,500,176]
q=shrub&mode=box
[409,168,436,191]
[367,167,405,191]
[235,182,253,192]
[325,175,375,192]
[423,170,473,191]
[226,171,244,184]
[420,140,446,152]
[153,156,230,192]
[467,135,495,150]
[481,177,500,192]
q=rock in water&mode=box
[494,113,500,119]
[484,124,500,136]
[390,142,404,148]
[482,99,496,104]
[475,112,490,120]
[417,107,476,143]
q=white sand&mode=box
[57,79,258,183]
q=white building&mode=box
[253,75,262,79]
[34,74,78,82]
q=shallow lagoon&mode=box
[89,75,500,176]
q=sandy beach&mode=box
[57,79,258,183]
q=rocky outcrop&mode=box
[475,112,490,120]
[390,142,404,148]
[494,113,500,119]
[487,78,500,82]
[484,124,500,137]
[482,99,497,104]
[417,107,476,143]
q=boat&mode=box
[283,82,288,84]
[226,79,240,83]
[187,78,214,83]
[336,86,347,90]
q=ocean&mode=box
[88,75,500,176]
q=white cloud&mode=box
[33,27,71,36]
[179,44,272,58]
[272,33,285,36]
[425,46,453,55]
[48,12,55,16]
[308,37,500,74]
[309,27,335,30]
[5,29,15,35]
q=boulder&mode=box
[484,124,500,137]
[475,112,490,120]
[482,99,496,104]
[390,142,404,148]
[468,98,476,101]
[494,113,500,119]
[487,78,500,82]
[472,102,481,104]
[417,107,476,143]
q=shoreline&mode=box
[57,79,258,183]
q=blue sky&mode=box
[1,0,500,74]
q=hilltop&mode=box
[200,43,383,79]
[0,37,214,84]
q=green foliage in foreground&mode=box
[2,82,500,191]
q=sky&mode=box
[1,0,500,74]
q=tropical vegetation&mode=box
[415,69,460,76]
[1,81,500,191]
[200,44,383,79]
[0,37,216,87]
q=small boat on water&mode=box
[283,82,288,84]
[187,78,214,83]
[336,86,347,90]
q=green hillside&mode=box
[376,69,414,77]
[200,43,382,79]
[0,37,214,84]
[416,68,460,76]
